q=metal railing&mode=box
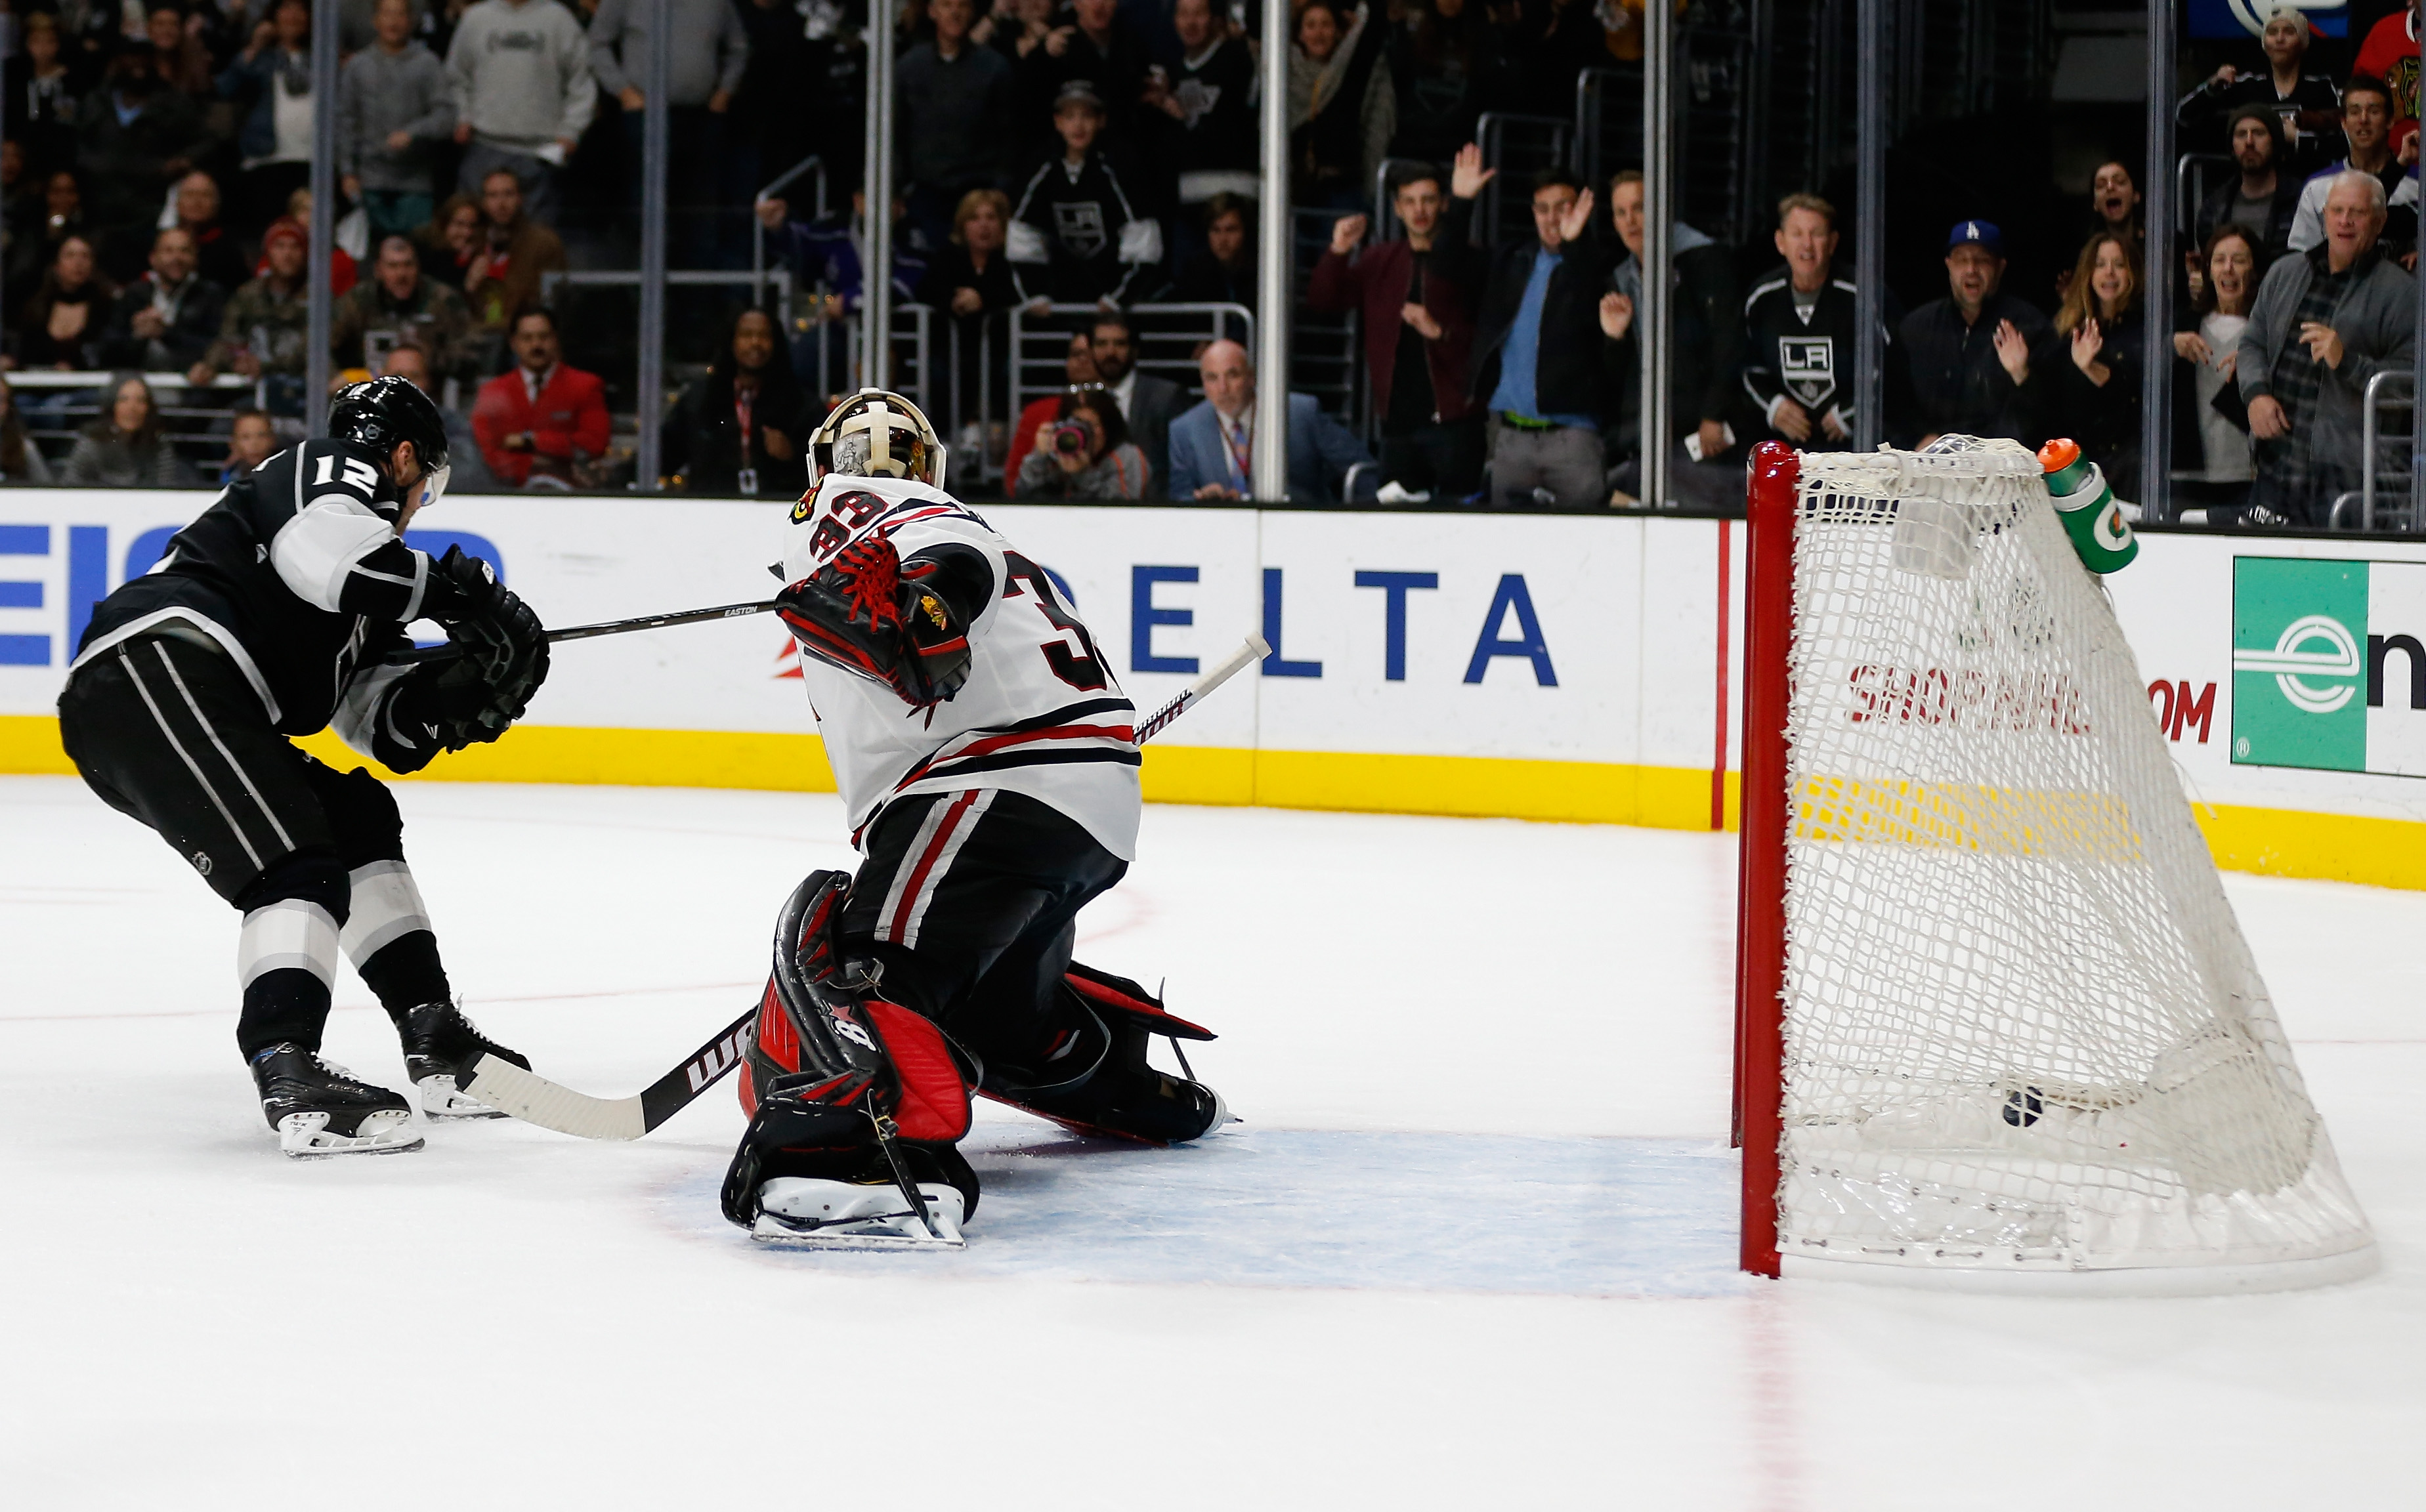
[1286,207,1363,428]
[12,371,266,486]
[751,155,831,312]
[2175,152,2234,240]
[1004,302,1256,419]
[2335,369,2418,532]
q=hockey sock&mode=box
[234,854,349,1060]
[339,861,454,1021]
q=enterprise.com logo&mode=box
[2231,557,2426,775]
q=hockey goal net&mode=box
[1734,439,2377,1292]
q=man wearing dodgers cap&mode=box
[1898,218,2052,446]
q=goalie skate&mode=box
[749,1176,967,1250]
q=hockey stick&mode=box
[1135,635,1270,743]
[403,600,781,662]
[461,633,1266,1141]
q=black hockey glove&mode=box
[419,545,549,733]
[775,534,972,708]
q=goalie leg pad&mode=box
[720,1077,980,1236]
[980,965,1231,1146]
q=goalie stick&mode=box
[461,635,1268,1140]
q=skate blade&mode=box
[277,1110,425,1158]
[417,1074,508,1120]
[750,1213,966,1250]
[752,1178,966,1249]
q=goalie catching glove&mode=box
[775,531,973,708]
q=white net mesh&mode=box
[1774,440,2374,1278]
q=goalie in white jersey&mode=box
[720,390,1229,1250]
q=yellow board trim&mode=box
[7,713,2423,890]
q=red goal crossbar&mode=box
[1732,441,1800,1279]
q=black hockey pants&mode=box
[58,633,451,1057]
[839,788,1126,1075]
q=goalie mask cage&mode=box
[1732,439,2378,1293]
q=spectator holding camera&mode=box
[1016,388,1151,500]
[1001,331,1100,490]
[1900,219,2048,446]
[2241,171,2417,526]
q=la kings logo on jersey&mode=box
[1781,337,1836,408]
[1055,201,1109,259]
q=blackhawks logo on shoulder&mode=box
[788,487,819,524]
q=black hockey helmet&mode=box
[330,374,451,482]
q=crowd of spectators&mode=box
[2,0,2421,525]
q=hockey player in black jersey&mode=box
[56,377,552,1157]
[719,390,1227,1249]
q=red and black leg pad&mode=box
[979,963,1224,1147]
[725,869,979,1227]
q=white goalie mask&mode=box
[809,388,947,492]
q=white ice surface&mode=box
[1,776,2418,1507]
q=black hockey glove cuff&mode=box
[775,535,971,707]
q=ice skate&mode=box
[250,1043,423,1158]
[750,1175,968,1250]
[987,1005,1233,1146]
[399,1001,530,1119]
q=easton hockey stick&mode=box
[402,599,780,662]
[461,634,1268,1140]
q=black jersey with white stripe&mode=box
[74,438,432,738]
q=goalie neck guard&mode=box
[809,388,947,492]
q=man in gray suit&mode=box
[1086,311,1186,496]
[1166,340,1374,503]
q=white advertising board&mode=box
[3,486,2421,884]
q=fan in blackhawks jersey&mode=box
[723,388,1230,1249]
[55,376,551,1158]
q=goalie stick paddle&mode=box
[459,632,1265,1141]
